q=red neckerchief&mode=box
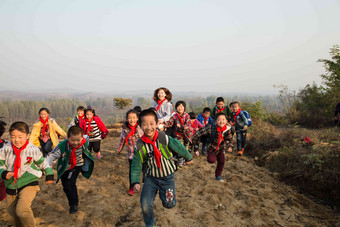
[217,106,226,113]
[12,140,30,185]
[85,117,94,135]
[234,109,241,123]
[0,139,3,144]
[68,137,86,170]
[203,116,209,125]
[125,123,138,147]
[215,125,227,152]
[39,117,49,135]
[156,99,166,111]
[176,113,185,125]
[141,130,162,171]
[78,115,84,121]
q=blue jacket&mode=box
[196,113,214,126]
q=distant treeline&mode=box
[0,95,282,129]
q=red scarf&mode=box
[39,117,49,135]
[141,130,162,171]
[215,125,227,152]
[12,140,29,185]
[234,109,241,123]
[85,117,94,135]
[176,113,185,125]
[68,137,86,170]
[203,116,209,125]
[217,106,226,113]
[0,139,3,144]
[78,115,84,121]
[156,99,166,111]
[125,123,138,147]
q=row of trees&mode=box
[276,45,340,127]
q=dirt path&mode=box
[1,136,339,226]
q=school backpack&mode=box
[241,110,252,126]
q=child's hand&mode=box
[186,160,193,165]
[46,180,54,184]
[133,184,140,192]
[177,123,181,128]
[243,126,247,130]
[195,151,200,157]
[6,172,14,180]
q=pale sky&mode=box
[0,0,339,95]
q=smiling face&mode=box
[176,104,185,115]
[202,111,210,119]
[230,103,240,113]
[68,133,83,148]
[77,110,84,117]
[10,129,29,148]
[86,111,94,120]
[141,115,157,140]
[215,115,227,128]
[157,89,166,101]
[216,101,225,110]
[127,112,138,126]
[39,110,49,121]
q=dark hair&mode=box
[85,105,96,116]
[77,106,85,111]
[133,106,142,113]
[153,87,172,102]
[188,112,196,120]
[229,101,240,107]
[148,107,157,113]
[67,126,83,138]
[216,97,224,104]
[203,107,211,113]
[139,109,158,125]
[215,112,227,121]
[39,107,50,114]
[126,109,139,120]
[9,121,29,135]
[175,101,186,111]
[0,120,7,137]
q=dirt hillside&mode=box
[0,128,339,226]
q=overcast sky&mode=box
[0,0,339,95]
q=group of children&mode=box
[0,87,250,227]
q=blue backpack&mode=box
[241,110,252,126]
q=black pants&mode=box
[39,139,53,156]
[89,140,101,153]
[61,166,82,207]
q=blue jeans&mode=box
[236,130,247,151]
[39,139,53,157]
[140,173,176,227]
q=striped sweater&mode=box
[0,142,54,194]
[130,132,192,185]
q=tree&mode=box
[113,97,132,121]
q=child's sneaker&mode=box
[96,152,102,159]
[237,150,243,156]
[128,187,134,196]
[69,205,78,214]
[195,151,200,157]
[215,176,224,182]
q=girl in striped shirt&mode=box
[80,106,108,159]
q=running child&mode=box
[79,106,108,159]
[196,107,214,155]
[0,121,54,226]
[131,109,192,227]
[191,113,233,182]
[30,107,67,157]
[211,97,233,121]
[116,109,143,196]
[46,126,94,214]
[68,106,85,128]
[164,101,193,167]
[153,87,173,131]
[230,101,248,156]
[188,112,203,133]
